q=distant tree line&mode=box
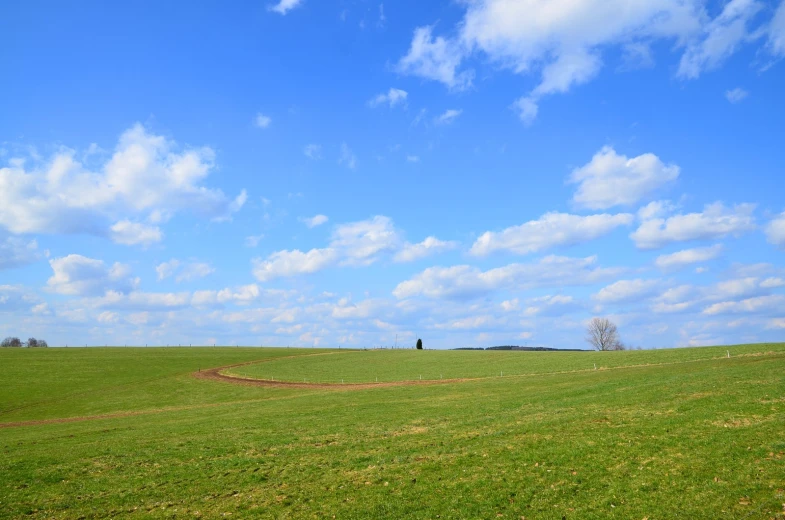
[1,337,49,348]
[453,346,587,351]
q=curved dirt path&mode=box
[4,350,780,429]
[194,359,466,390]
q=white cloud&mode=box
[368,88,408,108]
[768,0,785,56]
[98,290,191,311]
[304,144,322,160]
[403,0,703,122]
[654,244,723,270]
[767,317,785,329]
[434,109,463,125]
[191,284,262,306]
[269,0,303,15]
[637,200,679,221]
[0,124,245,244]
[254,113,272,128]
[110,220,163,246]
[725,87,749,103]
[593,279,660,304]
[331,298,389,319]
[631,202,756,249]
[176,262,215,283]
[569,147,680,210]
[761,277,785,289]
[98,311,119,324]
[650,273,782,314]
[397,26,473,91]
[765,211,785,248]
[703,295,785,315]
[250,216,402,280]
[331,215,401,265]
[248,216,457,280]
[394,236,458,263]
[511,96,539,125]
[397,0,781,123]
[252,248,339,282]
[393,255,621,300]
[156,259,180,281]
[470,212,633,256]
[0,235,38,270]
[339,143,357,169]
[523,294,578,316]
[300,214,329,228]
[500,298,520,311]
[31,302,50,315]
[530,47,602,97]
[677,0,763,79]
[47,255,137,296]
[406,155,420,163]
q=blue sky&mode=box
[1,0,784,349]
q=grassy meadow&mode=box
[1,344,784,519]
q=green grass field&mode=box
[1,344,784,519]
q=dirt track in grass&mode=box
[0,354,460,429]
[193,360,467,390]
[5,350,779,430]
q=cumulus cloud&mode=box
[393,255,622,300]
[331,216,401,265]
[765,211,785,248]
[300,214,329,228]
[397,26,473,91]
[397,0,780,122]
[394,236,458,263]
[702,295,785,315]
[523,295,579,316]
[650,273,782,314]
[470,212,633,256]
[249,216,466,281]
[47,255,137,296]
[252,248,339,282]
[761,277,785,289]
[0,124,245,245]
[655,244,723,270]
[156,259,215,283]
[434,109,462,125]
[110,220,163,246]
[269,0,303,15]
[593,279,660,304]
[631,202,756,249]
[191,284,262,306]
[251,216,403,281]
[368,88,408,108]
[569,147,680,210]
[98,290,191,311]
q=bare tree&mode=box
[586,318,625,351]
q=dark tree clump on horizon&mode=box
[416,338,423,350]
